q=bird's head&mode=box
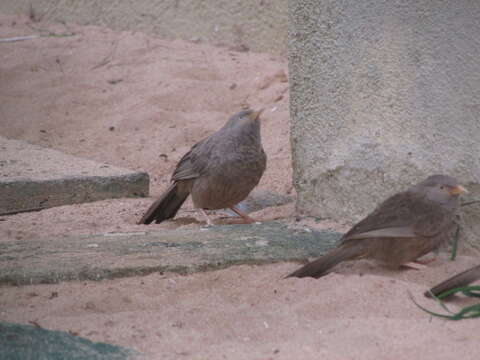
[224,108,264,129]
[415,174,468,207]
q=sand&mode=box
[1,14,479,360]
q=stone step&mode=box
[0,137,149,215]
[0,221,341,285]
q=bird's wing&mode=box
[345,227,416,240]
[342,191,452,243]
[171,137,211,181]
[411,204,455,238]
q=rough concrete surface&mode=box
[0,0,288,55]
[0,221,341,285]
[289,1,480,247]
[0,321,138,360]
[0,137,149,214]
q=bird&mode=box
[287,175,467,279]
[138,109,267,226]
[425,264,480,298]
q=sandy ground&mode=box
[2,259,480,360]
[1,14,480,360]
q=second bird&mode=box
[287,175,467,279]
[138,109,267,226]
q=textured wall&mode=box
[0,0,287,54]
[289,0,480,245]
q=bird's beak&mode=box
[449,185,468,195]
[250,108,264,121]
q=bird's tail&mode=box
[138,183,189,225]
[426,264,480,298]
[286,244,364,279]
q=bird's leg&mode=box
[199,209,214,227]
[414,257,437,265]
[403,257,437,270]
[402,262,428,270]
[229,206,257,224]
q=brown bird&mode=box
[426,264,480,298]
[287,175,467,279]
[138,109,267,226]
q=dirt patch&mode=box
[2,259,480,360]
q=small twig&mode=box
[461,200,480,207]
[0,35,39,43]
[91,58,111,70]
[56,57,64,74]
[0,29,75,44]
[29,320,43,328]
[91,40,119,70]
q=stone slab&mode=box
[0,222,342,285]
[0,137,149,214]
[0,321,139,360]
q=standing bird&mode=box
[287,175,467,279]
[138,109,267,226]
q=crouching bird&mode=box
[138,109,266,226]
[287,175,467,279]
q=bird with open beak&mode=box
[139,109,266,226]
[287,175,468,279]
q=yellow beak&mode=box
[250,108,264,121]
[450,185,468,195]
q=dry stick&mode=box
[91,40,119,70]
[461,200,480,207]
[0,25,76,43]
[0,35,40,43]
[29,320,43,328]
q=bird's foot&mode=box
[222,217,260,225]
[229,206,259,224]
[402,257,437,271]
[200,209,214,227]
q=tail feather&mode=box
[426,264,480,298]
[286,244,364,279]
[138,183,189,225]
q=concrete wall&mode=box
[289,1,480,247]
[0,0,287,54]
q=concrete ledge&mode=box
[0,137,149,214]
[0,222,342,285]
